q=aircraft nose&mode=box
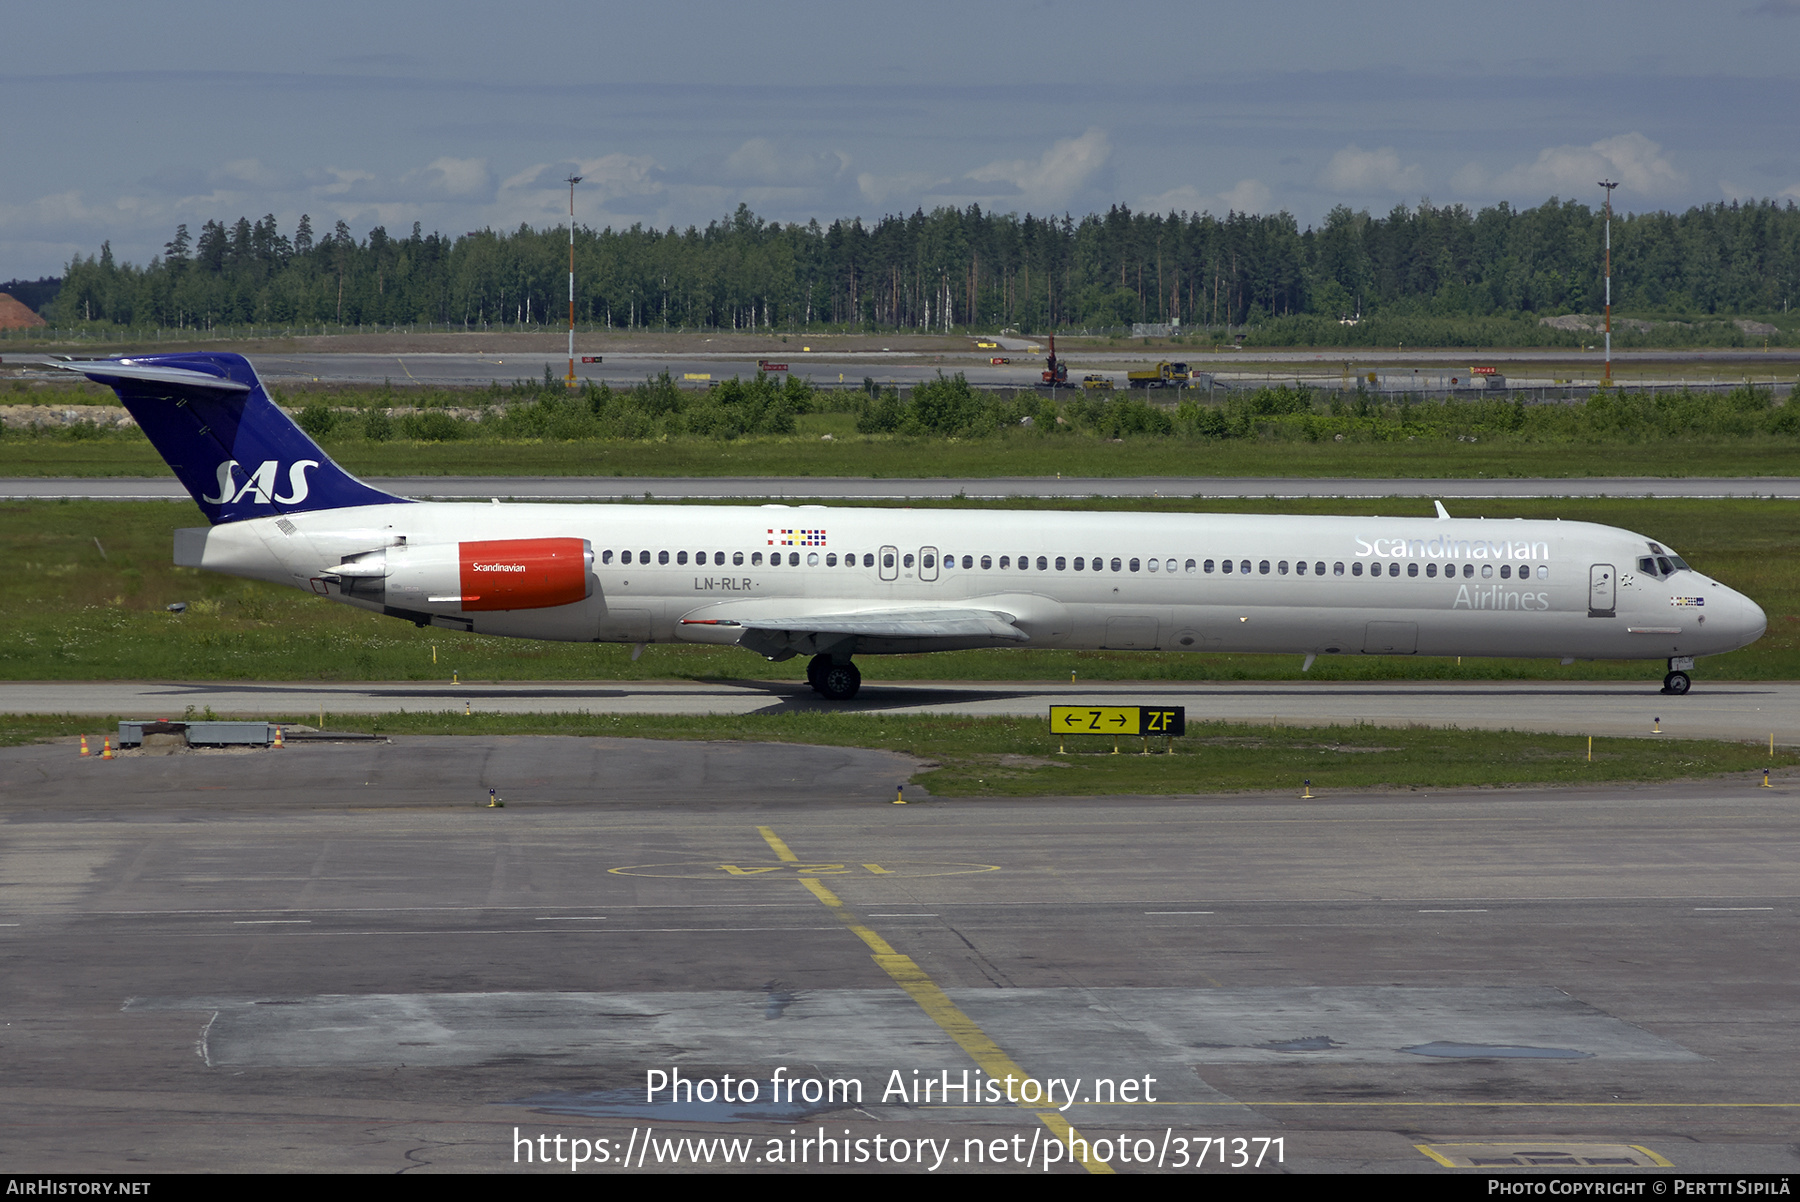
[1721,588,1767,649]
[1741,592,1768,644]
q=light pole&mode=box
[565,173,582,388]
[1599,179,1618,388]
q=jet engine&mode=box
[324,537,593,612]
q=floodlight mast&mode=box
[566,174,583,388]
[1599,179,1618,387]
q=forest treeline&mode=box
[42,196,1800,337]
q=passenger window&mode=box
[1055,556,1066,571]
[1388,563,1399,577]
[1426,563,1437,578]
[752,552,764,566]
[1221,559,1232,574]
[1537,565,1548,580]
[1499,564,1510,579]
[1405,563,1416,577]
[1315,562,1325,576]
[963,555,974,569]
[1518,564,1530,580]
[862,553,874,567]
[788,552,798,566]
[1240,560,1251,574]
[1352,562,1363,577]
[601,549,614,564]
[1111,558,1123,572]
[903,553,914,568]
[808,552,820,566]
[1186,559,1197,573]
[733,551,744,566]
[1129,558,1140,572]
[826,553,837,566]
[1148,558,1160,573]
[1481,564,1493,578]
[981,555,993,569]
[1464,564,1475,578]
[1258,560,1270,575]
[999,556,1010,569]
[1296,560,1307,575]
[1333,562,1344,576]
[658,550,670,565]
[677,551,688,565]
[1074,557,1084,571]
[1166,559,1176,573]
[883,552,895,568]
[1278,561,1289,575]
[921,553,934,569]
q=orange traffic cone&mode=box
[272,726,284,749]
[101,737,114,760]
[79,735,90,757]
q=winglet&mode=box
[1434,500,1452,520]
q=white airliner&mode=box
[58,353,1766,700]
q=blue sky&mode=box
[3,0,1797,278]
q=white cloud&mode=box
[1486,132,1687,200]
[858,170,947,206]
[407,157,494,200]
[716,139,850,187]
[1217,178,1271,214]
[213,158,286,189]
[965,128,1110,208]
[1137,184,1208,214]
[1317,145,1423,195]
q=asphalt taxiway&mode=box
[4,679,1796,745]
[2,735,1796,1173]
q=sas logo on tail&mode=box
[202,459,321,505]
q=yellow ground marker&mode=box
[757,825,1112,1175]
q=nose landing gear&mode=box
[1661,656,1694,695]
[806,653,862,701]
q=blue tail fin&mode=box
[67,352,410,525]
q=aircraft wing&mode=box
[681,606,1028,642]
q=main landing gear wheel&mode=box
[1662,670,1691,695]
[818,661,862,701]
[806,653,831,694]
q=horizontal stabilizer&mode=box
[50,360,251,392]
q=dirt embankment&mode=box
[0,294,46,330]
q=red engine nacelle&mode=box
[338,537,594,613]
[457,538,592,611]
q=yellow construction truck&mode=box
[1126,361,1190,389]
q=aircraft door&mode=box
[919,546,939,582]
[1588,564,1616,617]
[879,545,899,582]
